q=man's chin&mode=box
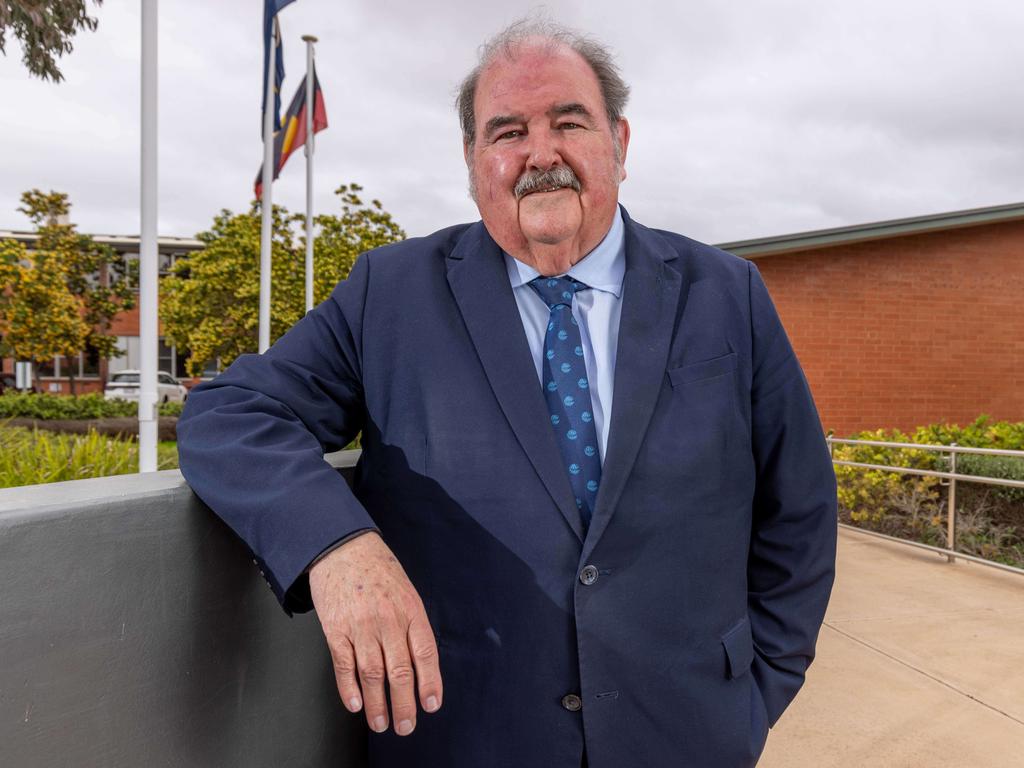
[518,192,582,241]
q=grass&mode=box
[0,425,179,489]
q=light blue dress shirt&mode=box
[503,207,626,464]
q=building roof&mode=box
[5,200,1024,260]
[717,201,1024,258]
[0,230,204,251]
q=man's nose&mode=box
[525,129,563,171]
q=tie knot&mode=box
[528,275,591,310]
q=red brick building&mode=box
[4,203,1022,435]
[722,202,1024,436]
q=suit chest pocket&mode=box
[667,351,737,388]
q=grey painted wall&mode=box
[0,452,367,767]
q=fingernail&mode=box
[425,695,439,712]
[372,716,387,733]
[348,697,362,712]
[397,719,413,736]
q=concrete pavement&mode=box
[760,527,1024,767]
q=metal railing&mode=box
[827,436,1024,576]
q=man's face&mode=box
[465,42,630,270]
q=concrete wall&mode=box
[757,220,1024,436]
[0,455,368,767]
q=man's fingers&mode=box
[354,638,390,733]
[309,533,441,733]
[408,613,443,714]
[328,636,363,713]
[380,617,418,736]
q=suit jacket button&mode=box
[561,694,582,712]
[579,565,599,585]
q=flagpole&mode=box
[259,17,278,353]
[139,0,158,472]
[302,34,317,313]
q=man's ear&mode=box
[616,117,631,182]
[463,140,472,166]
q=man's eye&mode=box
[497,130,522,140]
[559,122,581,130]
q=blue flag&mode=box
[262,0,296,137]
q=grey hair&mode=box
[456,18,631,148]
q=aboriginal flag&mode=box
[254,69,328,200]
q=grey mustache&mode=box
[514,167,581,199]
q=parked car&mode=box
[104,370,189,404]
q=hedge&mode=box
[834,415,1024,567]
[0,392,182,420]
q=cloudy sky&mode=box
[1,0,1021,245]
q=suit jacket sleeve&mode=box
[746,260,838,725]
[176,253,378,615]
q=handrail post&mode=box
[947,443,957,563]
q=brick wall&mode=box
[755,220,1024,436]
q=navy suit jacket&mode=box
[177,208,837,768]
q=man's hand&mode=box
[309,531,443,736]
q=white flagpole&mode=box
[259,17,278,353]
[302,35,317,313]
[139,0,158,472]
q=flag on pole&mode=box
[262,0,296,138]
[255,70,328,200]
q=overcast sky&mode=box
[1,0,1021,245]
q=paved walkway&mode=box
[760,527,1024,767]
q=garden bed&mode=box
[835,416,1024,568]
[4,416,178,442]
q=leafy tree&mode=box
[0,0,102,82]
[160,184,405,377]
[0,239,89,388]
[0,190,137,393]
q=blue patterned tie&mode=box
[529,276,602,531]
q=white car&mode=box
[104,370,189,404]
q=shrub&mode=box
[911,414,1024,451]
[833,427,942,525]
[159,401,184,417]
[956,453,1024,504]
[0,424,178,488]
[834,416,1024,568]
[0,392,182,419]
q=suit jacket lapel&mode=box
[586,211,687,552]
[446,223,585,543]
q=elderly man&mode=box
[178,19,837,768]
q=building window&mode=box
[158,337,194,379]
[116,252,139,290]
[37,343,102,380]
[159,251,182,277]
[158,337,174,375]
[83,343,100,377]
[201,357,221,379]
[118,249,181,291]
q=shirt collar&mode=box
[503,206,626,298]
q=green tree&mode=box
[0,239,89,388]
[160,184,405,377]
[0,0,102,82]
[0,190,137,393]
